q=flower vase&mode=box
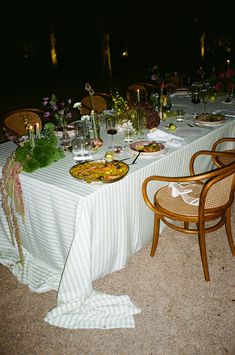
[90,110,103,149]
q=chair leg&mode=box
[225,207,235,256]
[150,214,160,257]
[198,229,210,282]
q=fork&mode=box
[131,150,143,164]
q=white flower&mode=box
[81,114,91,121]
[73,102,82,109]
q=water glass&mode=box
[124,127,134,142]
[71,136,93,163]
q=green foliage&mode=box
[15,123,65,173]
[23,158,40,172]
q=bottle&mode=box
[90,110,103,149]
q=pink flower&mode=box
[226,69,235,79]
[214,81,224,92]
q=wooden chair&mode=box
[142,150,235,281]
[2,108,43,139]
[80,95,108,115]
[211,137,235,167]
[126,84,147,106]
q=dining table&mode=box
[1,94,235,329]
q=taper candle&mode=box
[35,123,40,139]
[29,125,35,148]
[136,89,140,103]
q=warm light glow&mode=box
[227,59,230,69]
[200,31,205,60]
[136,89,140,103]
[122,50,128,57]
[50,31,58,66]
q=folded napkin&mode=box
[169,182,199,206]
[147,129,185,148]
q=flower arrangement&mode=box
[42,94,73,128]
[146,64,162,84]
[111,92,161,130]
[111,92,137,124]
[83,82,103,148]
[209,69,235,94]
[135,102,160,129]
[15,123,65,173]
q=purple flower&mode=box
[42,94,73,127]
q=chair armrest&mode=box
[211,137,235,151]
[189,150,235,175]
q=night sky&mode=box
[1,1,235,92]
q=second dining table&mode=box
[0,94,235,329]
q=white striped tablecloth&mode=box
[1,100,235,329]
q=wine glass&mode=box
[201,83,209,113]
[106,116,118,150]
[191,86,201,117]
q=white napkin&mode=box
[169,182,199,206]
[147,129,185,148]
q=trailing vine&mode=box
[0,152,25,265]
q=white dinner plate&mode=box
[128,141,166,157]
[193,113,227,127]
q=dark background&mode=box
[1,1,235,95]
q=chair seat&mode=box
[156,184,202,217]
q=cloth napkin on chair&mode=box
[169,182,199,206]
[147,129,185,148]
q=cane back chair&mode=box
[211,137,235,167]
[142,150,235,281]
[2,108,43,139]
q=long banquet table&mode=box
[1,95,235,329]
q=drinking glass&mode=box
[71,135,93,163]
[201,84,209,113]
[191,85,201,117]
[106,116,118,150]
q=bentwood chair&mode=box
[142,150,235,281]
[126,84,147,106]
[80,94,108,115]
[211,137,235,167]
[2,108,43,140]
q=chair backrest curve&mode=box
[200,161,235,210]
[2,109,43,137]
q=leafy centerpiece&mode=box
[111,91,160,130]
[15,123,64,173]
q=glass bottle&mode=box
[90,110,103,148]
